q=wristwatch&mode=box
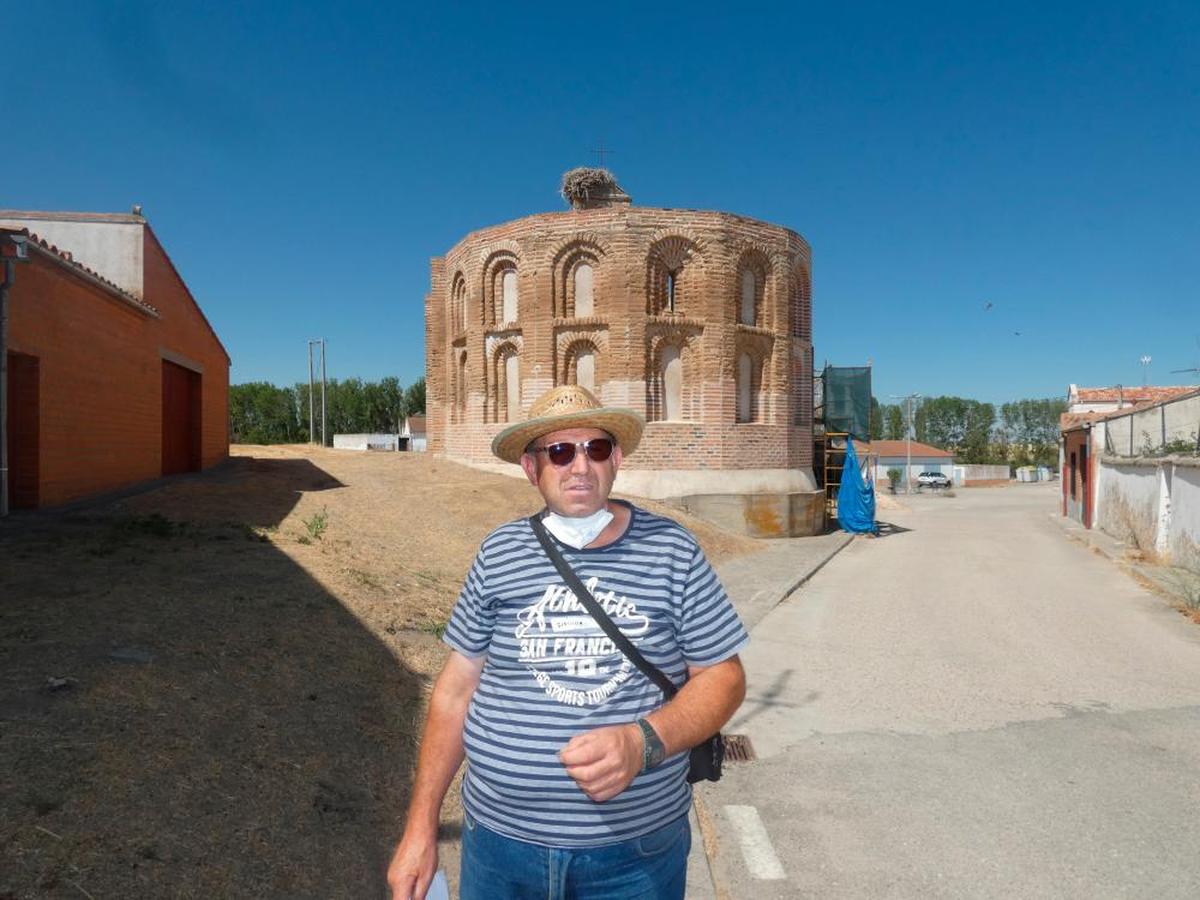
[636,718,666,771]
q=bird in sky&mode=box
[983,301,993,311]
[1013,331,1022,337]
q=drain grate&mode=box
[722,733,756,763]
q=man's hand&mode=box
[559,722,643,802]
[386,827,438,900]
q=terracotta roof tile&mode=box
[0,226,158,316]
[1074,385,1197,404]
[860,440,954,458]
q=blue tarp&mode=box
[836,437,879,534]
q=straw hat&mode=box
[491,385,645,464]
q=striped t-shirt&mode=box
[443,502,749,848]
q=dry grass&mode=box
[0,445,760,898]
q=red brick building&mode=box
[1,210,229,511]
[426,175,815,499]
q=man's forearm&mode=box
[643,655,746,757]
[402,654,482,835]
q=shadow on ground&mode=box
[0,458,419,899]
[876,521,913,537]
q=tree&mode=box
[229,382,306,445]
[869,396,884,440]
[1000,397,1066,467]
[884,404,906,440]
[404,378,426,416]
[914,396,996,463]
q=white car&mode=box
[917,471,952,488]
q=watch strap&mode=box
[637,717,666,771]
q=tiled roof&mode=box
[1060,411,1108,432]
[862,440,954,458]
[1074,385,1197,404]
[0,226,158,316]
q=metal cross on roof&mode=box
[591,143,614,168]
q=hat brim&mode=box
[491,408,645,464]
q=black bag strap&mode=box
[528,513,678,700]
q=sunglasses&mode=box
[529,438,615,467]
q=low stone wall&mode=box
[333,433,398,451]
[1098,454,1200,572]
[953,464,1011,486]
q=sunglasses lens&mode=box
[546,443,576,466]
[585,439,614,462]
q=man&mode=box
[388,385,747,899]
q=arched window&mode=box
[504,352,520,421]
[662,345,682,421]
[740,269,756,325]
[574,264,594,318]
[736,353,754,422]
[502,269,518,324]
[791,266,811,340]
[450,273,468,335]
[647,237,697,316]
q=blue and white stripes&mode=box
[444,504,748,847]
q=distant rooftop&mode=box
[864,440,953,459]
[1069,385,1198,405]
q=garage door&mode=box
[161,360,201,476]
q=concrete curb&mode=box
[1046,511,1127,562]
[769,532,855,610]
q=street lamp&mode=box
[890,392,922,494]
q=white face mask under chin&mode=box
[542,507,614,549]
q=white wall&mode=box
[1098,457,1200,572]
[872,458,951,486]
[1170,465,1200,569]
[953,464,1010,484]
[333,433,397,451]
[0,215,145,298]
[1104,393,1200,456]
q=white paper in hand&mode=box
[425,870,450,900]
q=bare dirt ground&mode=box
[1,445,761,899]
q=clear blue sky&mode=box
[7,1,1198,405]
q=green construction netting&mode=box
[823,365,872,439]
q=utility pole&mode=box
[307,341,316,444]
[307,339,327,446]
[320,338,327,448]
[891,392,922,493]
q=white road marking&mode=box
[724,805,787,880]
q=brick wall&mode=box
[142,228,230,469]
[5,226,229,507]
[426,206,813,477]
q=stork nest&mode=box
[560,167,621,207]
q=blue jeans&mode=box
[459,810,691,899]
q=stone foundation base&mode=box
[444,455,824,537]
[668,490,827,538]
[614,467,818,499]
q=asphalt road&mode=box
[704,482,1200,899]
